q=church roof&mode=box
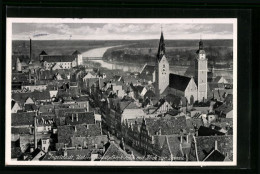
[157,32,166,62]
[42,55,76,63]
[39,50,48,55]
[72,50,81,55]
[196,39,205,54]
[169,73,191,91]
[140,64,155,77]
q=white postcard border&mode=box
[6,18,237,166]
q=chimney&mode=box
[86,101,89,112]
[94,144,97,149]
[71,114,74,122]
[214,140,218,150]
[107,131,111,142]
[29,70,31,83]
[120,138,125,151]
[158,128,162,135]
[185,154,189,161]
[131,151,135,160]
[186,134,189,143]
[34,115,37,150]
[180,135,183,143]
[76,113,78,122]
[63,144,68,157]
[195,127,198,136]
[30,146,34,153]
[30,38,32,63]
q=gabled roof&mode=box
[143,116,187,135]
[144,90,156,99]
[135,86,144,93]
[12,91,51,104]
[12,82,23,90]
[124,102,139,110]
[84,135,108,148]
[165,93,181,106]
[57,124,102,144]
[39,50,48,55]
[64,112,95,125]
[72,50,81,55]
[215,104,233,115]
[11,147,22,159]
[203,149,225,161]
[189,135,233,161]
[153,135,167,150]
[169,73,191,91]
[43,55,76,63]
[117,101,132,111]
[224,94,233,106]
[54,108,86,118]
[167,135,184,158]
[101,142,133,161]
[11,112,35,126]
[12,73,28,82]
[24,103,37,111]
[12,127,31,134]
[140,64,155,76]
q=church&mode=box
[141,31,208,104]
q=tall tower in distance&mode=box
[29,38,32,64]
[16,58,22,72]
[195,38,208,102]
[155,29,169,97]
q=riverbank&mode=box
[82,46,233,77]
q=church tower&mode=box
[155,30,169,97]
[195,39,208,102]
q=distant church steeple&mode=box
[195,37,208,102]
[157,27,166,61]
[155,27,169,97]
[199,39,204,50]
[29,38,32,64]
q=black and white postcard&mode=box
[6,18,237,166]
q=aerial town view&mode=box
[8,19,235,164]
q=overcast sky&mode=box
[12,23,233,40]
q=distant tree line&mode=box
[103,44,233,68]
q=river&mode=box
[82,46,233,77]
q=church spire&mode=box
[157,27,166,61]
[199,35,204,50]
